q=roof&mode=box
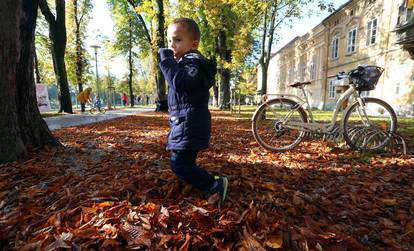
[322,0,354,24]
[269,36,300,60]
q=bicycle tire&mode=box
[252,98,307,151]
[341,97,397,152]
[90,107,97,114]
[100,108,106,114]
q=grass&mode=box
[232,105,414,153]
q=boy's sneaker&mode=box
[213,176,228,203]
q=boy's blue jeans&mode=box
[170,150,215,193]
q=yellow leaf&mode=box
[265,233,283,249]
[98,201,113,207]
[380,198,397,206]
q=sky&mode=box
[86,0,350,78]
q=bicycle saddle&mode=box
[289,81,311,88]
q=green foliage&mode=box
[177,0,261,71]
[237,68,257,95]
[66,0,94,88]
[108,0,151,57]
[35,15,56,85]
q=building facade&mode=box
[257,0,414,115]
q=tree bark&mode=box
[216,30,231,110]
[154,0,167,111]
[39,0,73,113]
[0,0,59,164]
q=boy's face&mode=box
[167,23,199,60]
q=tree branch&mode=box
[126,0,152,44]
[39,0,56,25]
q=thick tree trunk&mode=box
[0,0,59,164]
[217,30,231,110]
[40,0,73,113]
[154,0,167,112]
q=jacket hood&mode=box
[182,51,217,88]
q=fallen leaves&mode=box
[0,110,413,250]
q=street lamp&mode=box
[90,44,101,99]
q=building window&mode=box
[347,28,357,53]
[309,56,316,80]
[396,82,401,95]
[300,63,306,81]
[289,68,294,82]
[331,35,340,59]
[366,18,378,46]
[328,79,337,99]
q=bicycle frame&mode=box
[264,83,360,134]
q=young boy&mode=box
[158,18,228,205]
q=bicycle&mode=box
[252,65,397,152]
[89,103,106,114]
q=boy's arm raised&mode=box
[158,49,206,91]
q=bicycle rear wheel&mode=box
[90,107,97,114]
[252,98,307,151]
[342,97,397,152]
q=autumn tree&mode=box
[108,0,167,111]
[258,0,334,96]
[0,0,59,164]
[66,0,93,112]
[35,16,56,86]
[39,0,73,113]
[178,0,260,110]
[108,1,149,107]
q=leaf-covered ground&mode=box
[1,111,413,250]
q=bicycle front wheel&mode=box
[252,98,307,151]
[342,97,397,152]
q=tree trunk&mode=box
[260,3,277,97]
[74,1,85,111]
[260,61,269,96]
[128,19,135,107]
[0,0,59,164]
[128,47,135,107]
[34,46,42,83]
[212,85,219,107]
[216,30,231,110]
[154,0,167,111]
[40,0,73,113]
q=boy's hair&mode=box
[171,17,200,41]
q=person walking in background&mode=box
[158,17,228,207]
[122,93,128,107]
[77,87,92,112]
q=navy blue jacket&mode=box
[159,49,216,151]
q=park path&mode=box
[44,107,155,130]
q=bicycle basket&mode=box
[351,66,384,91]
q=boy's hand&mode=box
[158,48,174,61]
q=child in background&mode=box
[158,18,228,206]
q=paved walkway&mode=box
[45,107,155,130]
